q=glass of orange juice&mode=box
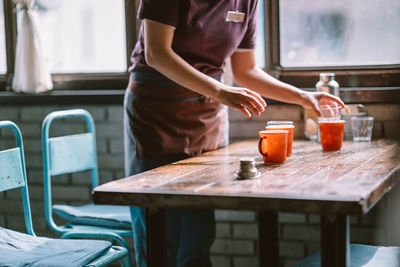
[258,130,288,163]
[266,121,295,156]
[318,120,345,151]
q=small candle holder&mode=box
[236,158,260,180]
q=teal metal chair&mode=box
[0,120,128,267]
[41,109,133,266]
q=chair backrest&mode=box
[0,121,35,236]
[41,109,99,233]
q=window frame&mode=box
[0,0,399,103]
[0,0,138,91]
[263,0,400,89]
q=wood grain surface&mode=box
[93,139,400,215]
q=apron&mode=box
[125,79,228,158]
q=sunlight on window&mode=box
[256,0,266,68]
[279,0,400,67]
[34,0,126,73]
[0,1,6,74]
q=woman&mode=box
[124,0,345,266]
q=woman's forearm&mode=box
[234,66,308,106]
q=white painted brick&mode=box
[96,122,123,138]
[280,241,305,258]
[71,171,93,185]
[24,153,45,169]
[52,185,90,201]
[107,106,123,122]
[31,216,48,231]
[284,259,302,267]
[215,210,256,222]
[0,139,15,149]
[279,213,307,224]
[99,170,115,185]
[233,256,258,267]
[282,225,320,241]
[0,200,23,213]
[0,107,20,121]
[233,223,258,239]
[23,139,42,153]
[211,255,231,267]
[308,215,320,224]
[2,122,41,137]
[27,200,45,216]
[211,239,255,255]
[50,174,70,184]
[216,223,231,238]
[6,215,27,231]
[306,241,320,255]
[25,185,44,200]
[83,106,107,121]
[350,226,387,245]
[110,139,124,154]
[114,171,125,180]
[96,139,108,154]
[98,154,124,169]
[49,122,86,136]
[20,106,62,121]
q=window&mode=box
[279,0,400,67]
[35,0,126,73]
[0,0,6,74]
[255,0,266,68]
[1,0,399,94]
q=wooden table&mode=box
[93,139,400,267]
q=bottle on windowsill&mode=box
[304,73,340,141]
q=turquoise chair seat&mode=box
[0,227,111,267]
[294,244,400,267]
[53,204,131,229]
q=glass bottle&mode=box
[315,73,339,97]
[304,73,340,141]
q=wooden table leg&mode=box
[321,215,349,267]
[258,211,279,267]
[146,208,166,267]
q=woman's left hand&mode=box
[301,91,345,117]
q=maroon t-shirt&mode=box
[129,0,258,78]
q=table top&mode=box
[93,139,400,215]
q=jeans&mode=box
[124,89,217,267]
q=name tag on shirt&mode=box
[226,11,245,23]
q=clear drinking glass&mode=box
[351,116,374,142]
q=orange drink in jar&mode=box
[266,121,295,156]
[318,120,345,151]
[258,130,288,164]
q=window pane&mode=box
[279,0,400,67]
[0,1,6,74]
[256,0,266,68]
[35,0,126,73]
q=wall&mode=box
[0,102,399,267]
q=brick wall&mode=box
[0,102,399,267]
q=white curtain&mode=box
[12,0,53,93]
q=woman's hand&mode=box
[301,91,345,117]
[215,85,267,118]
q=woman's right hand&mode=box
[215,85,267,118]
